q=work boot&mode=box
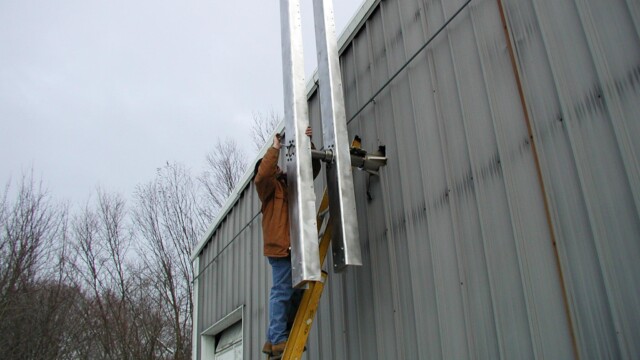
[262,341,272,355]
[270,341,286,359]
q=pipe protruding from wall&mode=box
[310,138,387,175]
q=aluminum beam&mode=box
[279,0,321,286]
[313,0,362,271]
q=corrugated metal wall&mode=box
[502,0,640,357]
[194,185,266,357]
[194,0,640,358]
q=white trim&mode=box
[201,305,244,336]
[200,306,244,360]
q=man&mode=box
[254,126,320,358]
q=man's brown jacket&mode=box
[254,146,320,257]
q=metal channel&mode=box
[313,0,362,270]
[280,0,321,286]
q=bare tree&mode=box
[250,109,282,151]
[0,175,63,296]
[0,113,272,358]
[133,162,208,360]
[199,139,248,219]
[71,191,128,359]
[0,174,78,360]
[69,189,168,360]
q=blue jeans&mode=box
[267,256,303,344]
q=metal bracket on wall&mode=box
[310,136,388,176]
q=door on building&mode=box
[214,321,242,360]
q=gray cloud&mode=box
[0,0,363,203]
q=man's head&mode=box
[253,159,285,180]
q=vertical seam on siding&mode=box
[494,0,581,358]
[418,1,447,357]
[378,2,406,358]
[364,18,393,360]
[393,0,427,358]
[424,1,473,358]
[466,4,511,359]
[441,2,477,358]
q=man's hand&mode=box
[274,128,310,149]
[273,134,282,150]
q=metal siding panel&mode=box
[342,46,359,122]
[205,238,214,330]
[238,195,247,313]
[343,267,363,360]
[394,2,443,359]
[427,1,475,358]
[471,1,576,359]
[462,1,574,358]
[350,24,383,360]
[626,0,640,37]
[379,1,422,359]
[364,6,402,359]
[219,228,226,320]
[444,15,496,360]
[452,7,511,360]
[573,2,640,356]
[257,188,270,357]
[504,0,640,357]
[222,219,231,313]
[331,268,348,359]
[231,208,238,308]
[248,198,258,356]
[401,3,449,360]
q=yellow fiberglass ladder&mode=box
[279,189,332,360]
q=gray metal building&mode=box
[191,0,640,358]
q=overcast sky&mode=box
[0,0,363,204]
